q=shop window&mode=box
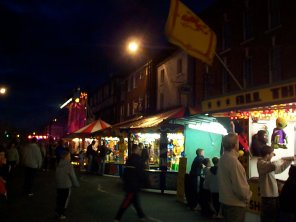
[268,0,281,29]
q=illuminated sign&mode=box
[202,82,296,112]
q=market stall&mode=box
[64,119,111,169]
[201,81,296,221]
[100,136,128,176]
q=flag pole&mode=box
[215,52,243,90]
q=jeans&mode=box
[115,191,145,220]
[221,204,246,222]
[261,197,279,222]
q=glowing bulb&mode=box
[127,41,139,53]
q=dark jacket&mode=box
[122,154,147,192]
[189,155,204,177]
[279,165,296,214]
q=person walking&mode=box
[257,145,295,222]
[22,138,43,196]
[55,151,80,220]
[114,144,158,222]
[218,133,252,222]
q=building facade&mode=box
[156,50,196,112]
[196,0,296,105]
[88,76,122,124]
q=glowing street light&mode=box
[126,38,142,55]
[0,87,7,95]
[127,41,139,53]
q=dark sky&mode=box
[0,0,216,132]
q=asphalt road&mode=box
[0,167,219,222]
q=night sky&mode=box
[0,0,216,132]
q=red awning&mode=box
[74,119,111,134]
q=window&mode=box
[177,58,182,74]
[160,93,164,110]
[160,69,165,84]
[128,77,132,91]
[222,23,231,50]
[132,100,138,115]
[269,45,281,82]
[120,105,124,118]
[138,97,143,112]
[127,103,130,116]
[243,56,253,88]
[268,0,280,29]
[243,11,253,41]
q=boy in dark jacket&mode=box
[55,151,79,220]
[114,144,156,222]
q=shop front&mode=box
[202,81,296,220]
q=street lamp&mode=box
[126,39,141,55]
[0,87,7,95]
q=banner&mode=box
[165,0,217,65]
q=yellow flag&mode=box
[165,0,217,65]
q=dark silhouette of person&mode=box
[114,144,150,221]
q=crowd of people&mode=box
[187,132,296,222]
[1,131,296,222]
[0,138,80,220]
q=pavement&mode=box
[0,167,221,222]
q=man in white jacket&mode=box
[218,133,252,222]
[22,138,42,196]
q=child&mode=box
[55,151,80,220]
[200,158,214,217]
[207,157,221,218]
[257,145,295,222]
